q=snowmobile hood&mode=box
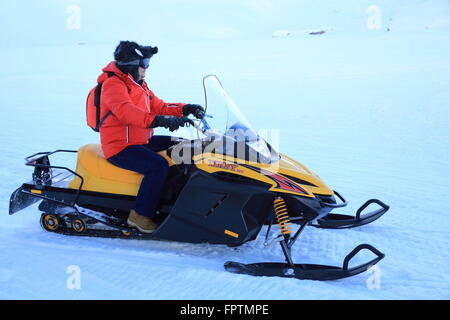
[194,152,334,197]
[275,153,333,196]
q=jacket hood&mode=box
[97,61,133,85]
[97,61,150,90]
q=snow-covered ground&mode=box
[0,0,449,299]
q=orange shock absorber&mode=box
[273,197,292,236]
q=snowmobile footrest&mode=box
[224,244,384,281]
[312,199,389,229]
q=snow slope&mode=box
[0,0,449,299]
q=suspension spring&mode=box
[273,196,292,235]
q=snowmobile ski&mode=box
[224,244,385,281]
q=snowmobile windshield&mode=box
[200,75,279,164]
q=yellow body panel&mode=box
[277,153,333,196]
[193,152,333,197]
[68,144,174,196]
[69,143,332,198]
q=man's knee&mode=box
[144,155,169,175]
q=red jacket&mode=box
[97,62,184,159]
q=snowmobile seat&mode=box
[68,144,143,196]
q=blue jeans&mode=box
[107,136,178,218]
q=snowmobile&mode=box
[9,75,389,281]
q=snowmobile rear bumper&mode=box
[224,244,384,281]
[9,149,81,216]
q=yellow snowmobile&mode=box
[9,75,389,280]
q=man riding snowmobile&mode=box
[9,72,390,281]
[92,41,205,233]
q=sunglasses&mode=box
[117,58,150,69]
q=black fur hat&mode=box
[113,41,158,81]
[114,41,158,62]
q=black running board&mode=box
[73,205,156,237]
[311,199,389,229]
[47,221,154,240]
[224,244,384,281]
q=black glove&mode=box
[182,104,205,119]
[150,116,195,132]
